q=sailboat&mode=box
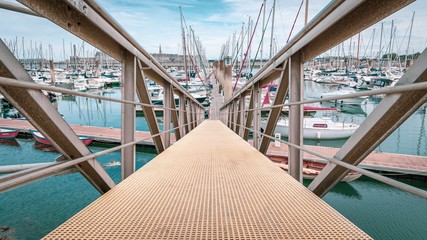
[262,117,359,140]
[32,131,93,145]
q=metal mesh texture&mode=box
[44,120,371,239]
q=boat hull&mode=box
[0,128,19,139]
[275,124,356,139]
[32,132,93,145]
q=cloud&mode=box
[0,0,426,61]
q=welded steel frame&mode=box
[219,0,416,197]
[121,51,136,179]
[171,90,182,141]
[163,84,172,148]
[184,98,190,133]
[136,60,165,153]
[237,95,246,138]
[258,62,288,154]
[220,0,413,108]
[16,0,204,108]
[308,48,427,197]
[252,82,261,149]
[243,89,254,141]
[0,40,115,194]
[0,0,206,193]
[288,52,303,182]
[234,96,244,135]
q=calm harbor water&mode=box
[0,83,426,239]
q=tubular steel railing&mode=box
[0,72,205,192]
[216,0,426,199]
[218,50,427,199]
[0,119,199,192]
[0,0,207,194]
[227,119,427,200]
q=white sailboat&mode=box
[263,117,359,140]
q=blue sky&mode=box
[1,0,426,60]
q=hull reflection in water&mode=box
[0,139,20,147]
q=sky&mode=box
[1,0,426,61]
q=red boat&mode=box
[32,131,93,146]
[0,128,19,139]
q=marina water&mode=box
[1,84,426,239]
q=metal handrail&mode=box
[229,120,427,200]
[0,119,200,192]
[0,76,201,114]
[0,0,205,109]
[221,82,427,114]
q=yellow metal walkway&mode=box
[44,120,370,239]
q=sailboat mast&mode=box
[404,11,415,70]
[356,32,360,70]
[180,6,189,84]
[269,0,276,59]
[260,0,266,68]
[247,16,252,76]
[378,22,383,70]
[388,20,394,69]
[305,0,309,25]
[370,28,376,59]
[240,22,244,74]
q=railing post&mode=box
[163,83,172,148]
[227,104,232,128]
[195,106,199,126]
[189,102,195,130]
[253,82,261,149]
[183,97,190,133]
[239,95,245,137]
[224,65,232,102]
[243,90,254,141]
[289,51,304,182]
[170,90,181,141]
[235,98,242,134]
[121,52,136,180]
[192,103,197,129]
[201,106,204,123]
[179,94,186,137]
[230,100,236,131]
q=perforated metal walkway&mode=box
[44,120,370,239]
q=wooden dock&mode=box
[1,118,426,176]
[266,142,427,176]
[43,120,370,239]
[0,118,175,146]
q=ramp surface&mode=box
[44,120,370,239]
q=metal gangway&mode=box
[0,0,426,239]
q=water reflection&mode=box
[0,139,20,147]
[329,182,362,200]
[33,142,58,153]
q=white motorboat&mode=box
[264,117,359,140]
